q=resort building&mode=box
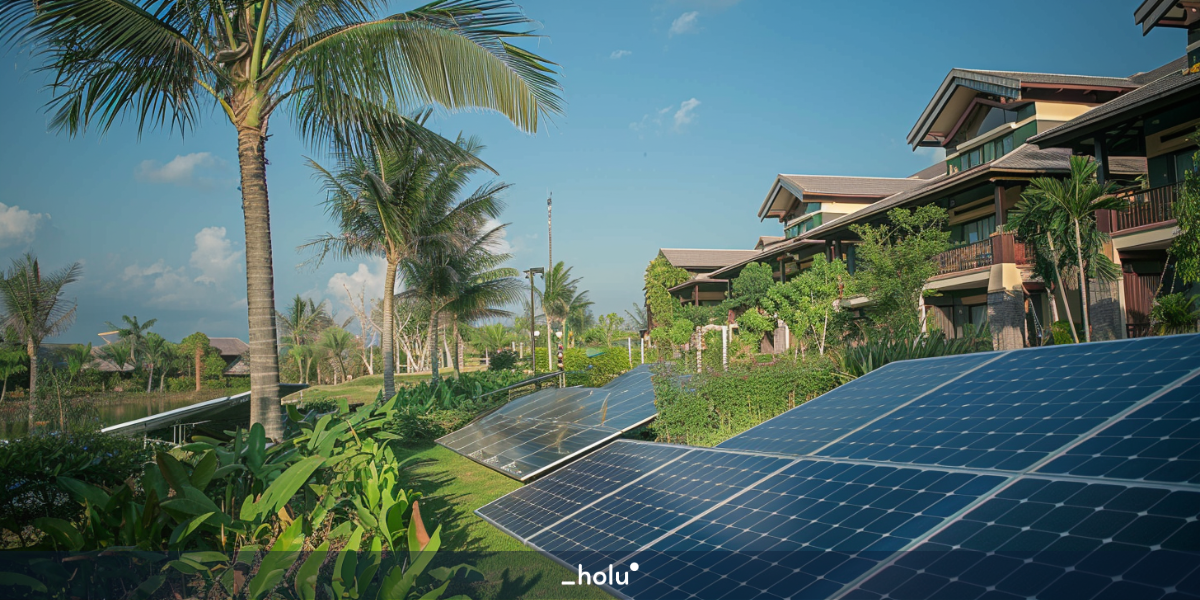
[655,1,1197,352]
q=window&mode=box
[951,214,996,245]
[969,305,988,327]
[785,214,824,238]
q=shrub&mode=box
[835,324,992,378]
[535,346,640,386]
[389,407,476,441]
[0,432,152,539]
[488,349,519,371]
[651,357,838,447]
[1150,292,1200,335]
[1050,320,1077,345]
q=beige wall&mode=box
[1147,117,1200,159]
[1034,102,1093,123]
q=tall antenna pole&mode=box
[547,192,553,270]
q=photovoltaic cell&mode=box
[624,461,1006,600]
[1038,373,1200,484]
[437,364,657,480]
[478,442,690,541]
[818,336,1200,470]
[848,477,1200,600]
[718,353,994,456]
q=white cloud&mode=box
[610,50,633,60]
[482,218,515,255]
[326,257,393,309]
[190,226,242,284]
[669,11,700,36]
[0,203,46,248]
[674,98,701,131]
[121,226,242,308]
[914,146,947,165]
[135,152,229,189]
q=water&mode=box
[0,393,246,439]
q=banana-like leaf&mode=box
[33,518,83,551]
[241,456,325,522]
[248,518,305,600]
[190,450,219,490]
[293,540,330,600]
[156,452,194,495]
[168,512,215,548]
[0,572,48,592]
[56,476,109,508]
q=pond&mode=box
[0,391,248,439]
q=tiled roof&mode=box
[708,238,825,279]
[756,236,785,250]
[1030,67,1200,148]
[777,174,929,198]
[1128,57,1188,85]
[799,145,1146,240]
[909,162,948,180]
[659,248,761,270]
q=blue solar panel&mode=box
[623,461,1006,600]
[818,336,1200,470]
[437,364,657,480]
[718,353,995,456]
[847,477,1200,600]
[478,442,690,541]
[1038,372,1200,484]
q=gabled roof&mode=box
[1135,0,1196,34]
[1030,66,1200,149]
[908,68,1140,148]
[756,236,785,250]
[758,174,929,219]
[799,145,1147,241]
[659,248,761,270]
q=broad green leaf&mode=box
[56,477,109,508]
[247,423,267,474]
[248,518,305,600]
[294,540,329,600]
[156,452,194,495]
[126,575,165,600]
[181,551,230,563]
[32,518,83,551]
[0,572,48,592]
[168,512,214,548]
[161,487,228,526]
[190,450,219,490]
[242,456,324,521]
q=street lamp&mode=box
[524,267,544,375]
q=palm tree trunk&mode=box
[382,259,398,399]
[160,369,166,393]
[1048,286,1060,323]
[2,377,7,402]
[1074,219,1092,343]
[146,362,154,393]
[453,321,462,377]
[237,125,284,441]
[194,345,202,392]
[26,339,36,429]
[1046,233,1079,343]
[429,310,441,383]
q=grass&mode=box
[394,443,613,600]
[282,365,485,405]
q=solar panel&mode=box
[849,477,1200,600]
[817,335,1200,470]
[718,353,995,456]
[436,364,657,480]
[477,335,1200,600]
[1038,373,1200,484]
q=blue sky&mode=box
[0,0,1183,344]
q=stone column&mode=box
[1089,278,1125,341]
[987,234,1027,350]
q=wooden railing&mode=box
[1100,183,1181,233]
[934,232,1032,276]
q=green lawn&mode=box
[394,443,613,600]
[282,366,485,405]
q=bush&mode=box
[0,432,152,538]
[651,357,838,447]
[388,407,476,441]
[488,349,519,371]
[835,324,992,378]
[535,346,642,386]
[1050,320,1076,344]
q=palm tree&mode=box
[142,333,172,393]
[99,341,134,375]
[0,348,28,402]
[0,254,81,425]
[471,323,513,360]
[105,315,157,362]
[277,295,330,379]
[1006,189,1079,343]
[318,327,355,384]
[1023,156,1122,343]
[539,261,592,345]
[443,243,521,374]
[624,303,648,333]
[306,127,503,397]
[2,0,563,440]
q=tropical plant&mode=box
[472,323,513,358]
[1007,186,1079,343]
[0,254,81,426]
[318,327,355,384]
[487,349,519,371]
[722,262,775,312]
[103,315,156,362]
[1150,293,1200,335]
[1167,142,1200,286]
[539,261,593,343]
[835,324,992,379]
[850,205,951,331]
[0,348,28,402]
[141,333,171,393]
[595,313,626,348]
[444,254,522,374]
[97,341,133,375]
[1022,156,1122,342]
[644,254,693,350]
[179,332,211,392]
[1,0,563,441]
[624,303,648,333]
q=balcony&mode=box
[934,233,1031,276]
[1100,183,1181,234]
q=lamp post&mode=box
[524,267,544,375]
[555,330,564,387]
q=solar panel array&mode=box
[477,334,1200,599]
[437,364,657,480]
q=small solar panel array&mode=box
[477,335,1200,600]
[437,364,657,481]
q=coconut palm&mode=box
[277,295,330,379]
[1,0,563,440]
[306,127,503,397]
[104,315,157,361]
[318,327,355,384]
[471,323,513,359]
[99,341,134,375]
[142,333,172,393]
[0,254,81,425]
[443,243,521,374]
[1006,188,1079,343]
[624,303,648,333]
[1023,156,1122,342]
[539,261,592,342]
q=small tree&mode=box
[722,262,775,313]
[179,333,211,392]
[850,205,951,332]
[104,315,156,362]
[0,348,27,402]
[1167,141,1200,286]
[762,255,849,356]
[645,255,692,350]
[596,313,626,347]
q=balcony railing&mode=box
[1101,183,1181,233]
[934,232,1032,276]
